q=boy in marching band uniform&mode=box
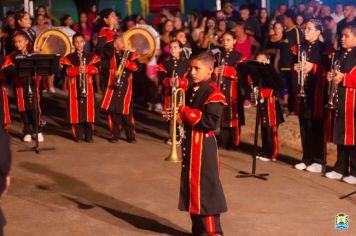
[101,35,142,143]
[157,39,189,143]
[215,31,245,149]
[164,50,228,235]
[60,33,100,143]
[325,25,356,184]
[2,31,43,142]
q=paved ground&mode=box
[1,92,355,236]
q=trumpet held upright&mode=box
[297,44,307,98]
[326,53,341,109]
[79,55,87,98]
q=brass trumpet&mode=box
[165,73,185,163]
[114,50,130,88]
[79,55,87,98]
[297,45,307,98]
[326,53,341,109]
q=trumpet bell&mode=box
[165,149,182,163]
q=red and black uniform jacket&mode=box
[157,56,189,110]
[295,41,328,120]
[2,51,41,113]
[178,79,228,215]
[101,51,141,114]
[333,46,356,146]
[60,52,100,124]
[248,61,285,127]
[0,56,11,126]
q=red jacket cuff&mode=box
[178,78,188,91]
[67,66,79,77]
[125,61,139,72]
[223,65,237,79]
[343,67,356,88]
[179,106,202,126]
[86,65,98,75]
[162,77,171,87]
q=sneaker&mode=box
[342,175,356,184]
[23,134,32,142]
[295,162,307,170]
[306,163,324,173]
[166,139,172,145]
[147,102,153,111]
[49,87,56,93]
[243,99,251,108]
[325,171,343,180]
[37,133,44,142]
[257,156,271,162]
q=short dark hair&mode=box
[307,18,323,32]
[169,39,183,48]
[72,32,85,42]
[13,30,30,41]
[284,10,297,24]
[190,50,215,67]
[343,25,356,36]
[323,16,333,22]
[239,5,249,11]
[222,30,236,39]
[344,3,355,8]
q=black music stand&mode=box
[340,190,356,199]
[235,61,276,181]
[15,54,60,154]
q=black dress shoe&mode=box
[75,138,83,143]
[110,138,119,143]
[127,138,136,143]
[85,138,94,143]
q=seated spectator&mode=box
[31,14,50,36]
[73,12,93,51]
[331,3,344,23]
[240,5,262,41]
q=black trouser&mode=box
[21,109,42,134]
[281,70,297,113]
[110,112,135,140]
[190,214,223,236]
[220,127,239,148]
[299,117,325,165]
[260,125,278,159]
[333,145,356,177]
[72,123,93,141]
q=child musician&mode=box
[60,33,100,143]
[163,50,228,235]
[157,40,189,143]
[293,19,328,173]
[253,53,285,161]
[325,25,356,185]
[216,31,245,149]
[2,31,43,142]
[101,35,141,143]
[0,56,11,132]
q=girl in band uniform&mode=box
[2,31,43,142]
[61,33,100,143]
[217,31,245,149]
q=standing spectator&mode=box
[335,3,356,49]
[296,14,305,29]
[275,10,303,114]
[0,12,16,55]
[35,5,53,26]
[31,14,50,36]
[15,11,36,50]
[239,5,262,41]
[191,16,206,44]
[233,22,260,60]
[173,17,183,31]
[297,3,306,16]
[274,3,288,23]
[223,2,240,29]
[331,3,344,23]
[216,20,227,40]
[215,10,226,22]
[259,8,270,45]
[73,12,93,51]
[87,4,100,26]
[264,22,284,66]
[60,14,76,44]
[160,20,174,58]
[320,4,331,19]
[153,6,174,29]
[322,16,337,47]
[199,17,220,49]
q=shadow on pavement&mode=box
[21,162,190,235]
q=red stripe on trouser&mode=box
[87,77,95,123]
[345,89,355,145]
[71,125,76,139]
[108,113,113,131]
[189,130,203,214]
[2,86,10,124]
[272,126,278,159]
[235,126,240,145]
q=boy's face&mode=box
[13,35,29,52]
[190,59,213,84]
[341,28,356,49]
[73,36,85,52]
[114,37,124,51]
